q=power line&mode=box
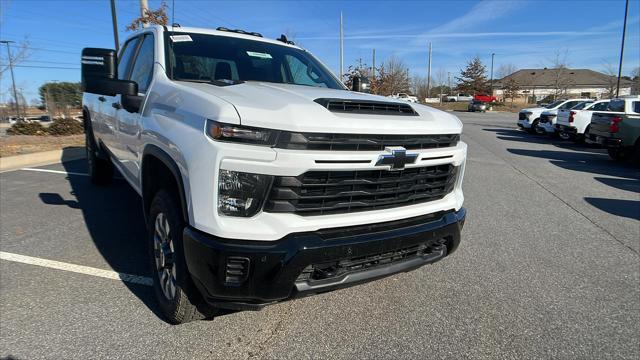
[0,64,79,70]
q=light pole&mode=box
[616,0,629,98]
[490,53,495,96]
[0,40,21,120]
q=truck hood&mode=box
[178,81,462,134]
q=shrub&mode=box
[46,118,85,136]
[6,121,48,136]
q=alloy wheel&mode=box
[153,212,177,300]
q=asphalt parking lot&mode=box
[1,111,638,359]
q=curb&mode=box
[0,147,86,172]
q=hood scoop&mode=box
[314,98,418,116]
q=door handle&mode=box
[98,96,106,102]
[112,102,122,110]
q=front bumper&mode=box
[183,208,466,310]
[517,119,532,129]
[539,121,556,133]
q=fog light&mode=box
[218,170,272,217]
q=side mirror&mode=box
[81,47,138,96]
[351,76,371,93]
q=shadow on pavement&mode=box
[584,198,640,220]
[594,177,640,193]
[38,147,165,320]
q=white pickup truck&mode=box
[555,100,610,141]
[81,25,467,324]
[517,99,586,135]
[445,93,473,102]
[389,93,418,103]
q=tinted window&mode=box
[560,101,582,110]
[129,34,155,93]
[167,32,343,89]
[117,38,139,80]
[545,100,564,109]
[590,102,609,111]
[608,99,625,112]
[633,102,640,114]
[571,101,592,110]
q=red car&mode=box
[474,94,496,103]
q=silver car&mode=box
[468,100,487,112]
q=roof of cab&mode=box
[130,24,302,50]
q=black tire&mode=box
[632,141,640,167]
[558,131,572,141]
[575,126,589,143]
[607,148,627,162]
[85,128,113,185]
[528,119,541,134]
[148,189,216,324]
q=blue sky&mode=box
[1,0,639,102]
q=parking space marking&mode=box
[20,168,89,177]
[0,251,153,286]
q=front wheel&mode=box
[558,131,572,141]
[148,190,216,324]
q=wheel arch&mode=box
[141,145,190,225]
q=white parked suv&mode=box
[81,25,467,324]
[517,99,586,135]
[555,100,610,141]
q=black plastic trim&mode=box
[141,145,189,223]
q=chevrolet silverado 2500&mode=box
[80,26,467,324]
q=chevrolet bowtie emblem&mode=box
[375,146,418,171]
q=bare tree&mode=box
[0,37,31,77]
[632,67,640,95]
[601,62,619,98]
[502,77,520,108]
[126,1,168,31]
[376,56,410,96]
[496,63,518,79]
[546,50,573,100]
[412,76,428,102]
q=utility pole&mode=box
[490,53,495,96]
[110,0,120,52]
[616,0,629,97]
[371,49,376,94]
[140,0,149,17]
[0,40,21,120]
[339,12,344,81]
[448,72,452,93]
[427,42,432,99]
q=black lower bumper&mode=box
[586,133,622,147]
[183,208,466,310]
[555,124,577,134]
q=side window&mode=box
[608,99,625,112]
[633,102,640,114]
[129,34,155,93]
[592,102,608,111]
[117,38,139,80]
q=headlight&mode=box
[206,120,279,146]
[218,170,273,217]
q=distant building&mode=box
[494,68,633,103]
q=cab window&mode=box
[129,34,155,93]
[117,37,140,80]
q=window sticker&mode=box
[170,35,193,42]
[246,51,272,59]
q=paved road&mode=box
[1,111,638,359]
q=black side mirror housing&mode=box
[122,94,144,113]
[81,47,138,97]
[351,76,371,93]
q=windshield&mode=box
[544,100,564,109]
[166,32,344,89]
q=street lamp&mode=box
[0,40,21,120]
[490,53,495,96]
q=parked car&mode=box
[556,100,609,141]
[468,100,487,112]
[389,93,418,103]
[473,94,496,103]
[445,93,473,102]
[517,99,587,135]
[81,25,467,324]
[587,96,640,163]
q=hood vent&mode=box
[314,98,418,116]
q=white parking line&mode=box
[0,251,153,286]
[20,168,89,176]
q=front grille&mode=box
[275,132,460,151]
[296,237,448,282]
[265,164,457,216]
[314,98,418,116]
[519,113,527,120]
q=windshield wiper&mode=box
[175,78,245,87]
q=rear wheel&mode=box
[85,128,113,185]
[558,131,572,140]
[607,148,627,162]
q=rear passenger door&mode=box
[116,33,155,182]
